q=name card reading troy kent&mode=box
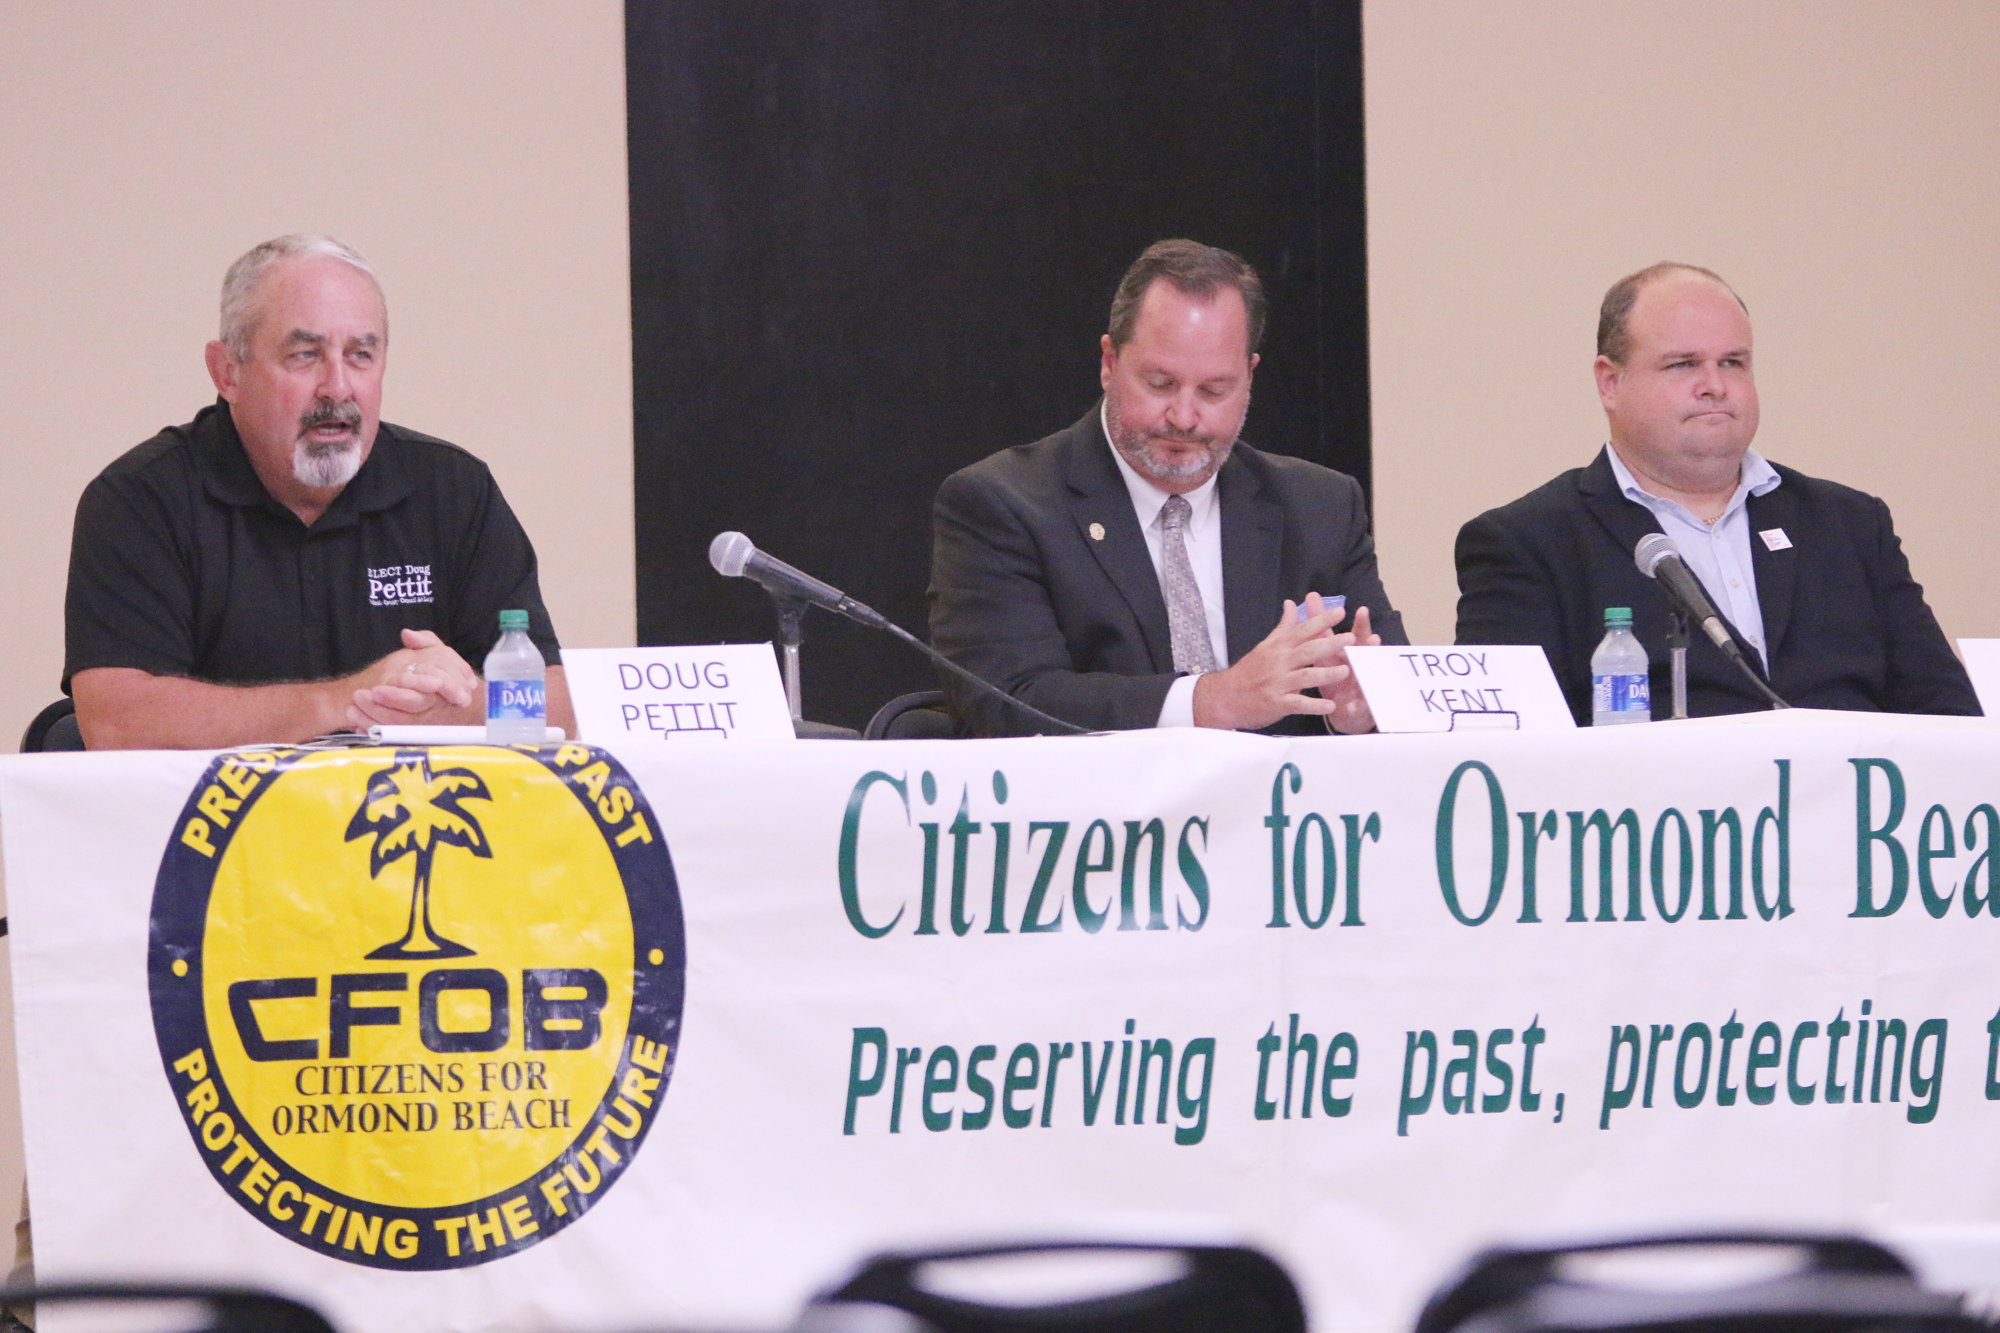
[1344,645,1574,733]
[560,644,795,744]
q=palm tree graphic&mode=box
[343,753,492,960]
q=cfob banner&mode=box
[6,713,2000,1333]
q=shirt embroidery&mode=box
[367,564,435,607]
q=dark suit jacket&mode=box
[930,407,1407,736]
[1454,447,1978,722]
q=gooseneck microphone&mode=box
[708,532,1088,734]
[1633,533,1789,710]
[709,531,890,630]
[1634,533,1732,652]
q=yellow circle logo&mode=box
[149,744,683,1269]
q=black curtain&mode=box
[628,0,1369,729]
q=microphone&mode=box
[1633,533,1789,710]
[708,531,1087,734]
[1633,533,1733,653]
[709,531,890,630]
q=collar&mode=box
[1100,399,1220,530]
[191,399,417,528]
[1604,442,1781,523]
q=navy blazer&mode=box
[930,407,1406,736]
[1454,447,1977,722]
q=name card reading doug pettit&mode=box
[560,645,795,744]
[1345,644,1574,733]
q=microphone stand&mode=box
[1667,610,1690,721]
[771,594,808,721]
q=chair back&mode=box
[865,690,956,740]
[1415,1231,1975,1333]
[0,1283,335,1333]
[808,1241,1305,1333]
[20,699,83,752]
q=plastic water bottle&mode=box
[484,609,546,744]
[1591,607,1651,726]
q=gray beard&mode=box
[292,438,364,490]
[1105,389,1241,487]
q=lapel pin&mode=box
[1088,522,1105,542]
[1759,528,1793,552]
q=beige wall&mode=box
[1368,1,2000,646]
[0,0,631,1253]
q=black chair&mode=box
[19,699,83,752]
[865,690,957,740]
[806,1241,1305,1333]
[0,1283,335,1333]
[795,719,862,740]
[1415,1231,1977,1333]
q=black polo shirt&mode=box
[64,401,561,691]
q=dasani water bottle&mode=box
[1590,607,1651,726]
[484,609,547,743]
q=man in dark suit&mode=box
[1456,262,1976,722]
[931,239,1406,737]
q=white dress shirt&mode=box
[1604,444,1782,667]
[1101,403,1227,727]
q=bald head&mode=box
[1598,262,1747,365]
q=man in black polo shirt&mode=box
[64,234,574,748]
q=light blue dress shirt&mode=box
[1604,444,1782,667]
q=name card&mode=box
[561,644,795,744]
[1345,645,1575,733]
[1955,640,2000,716]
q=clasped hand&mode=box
[1191,593,1379,733]
[346,629,481,730]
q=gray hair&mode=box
[1597,261,1746,364]
[219,234,384,362]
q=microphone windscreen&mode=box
[709,530,754,578]
[1634,532,1679,578]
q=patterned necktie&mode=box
[1159,494,1219,676]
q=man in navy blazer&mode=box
[1456,262,1976,722]
[931,240,1406,737]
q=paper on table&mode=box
[367,725,567,744]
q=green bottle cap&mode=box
[1604,607,1632,627]
[498,609,529,630]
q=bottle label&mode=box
[487,679,546,721]
[1592,672,1651,717]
